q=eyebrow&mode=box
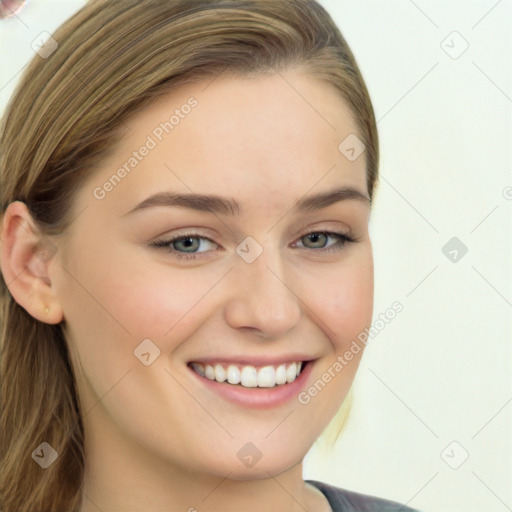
[122,186,370,217]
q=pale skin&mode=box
[1,69,373,512]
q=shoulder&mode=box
[306,479,423,512]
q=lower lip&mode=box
[188,361,314,409]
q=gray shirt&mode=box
[306,479,422,512]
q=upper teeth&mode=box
[191,362,303,388]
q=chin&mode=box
[192,436,311,481]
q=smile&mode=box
[187,358,314,409]
[190,361,303,388]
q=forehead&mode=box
[79,70,367,218]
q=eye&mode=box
[294,231,354,252]
[148,230,356,260]
[149,233,219,260]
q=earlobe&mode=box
[0,201,64,325]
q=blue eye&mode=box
[149,230,355,260]
[295,231,352,250]
[149,234,219,259]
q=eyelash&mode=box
[148,230,356,261]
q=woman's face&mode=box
[50,69,373,479]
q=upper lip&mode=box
[188,355,315,366]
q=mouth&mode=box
[186,359,314,409]
[188,360,306,388]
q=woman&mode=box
[0,1,422,511]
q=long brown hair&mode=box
[0,1,379,510]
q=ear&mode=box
[0,201,63,324]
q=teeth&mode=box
[226,364,241,384]
[205,364,215,380]
[275,364,287,385]
[214,363,227,383]
[240,366,258,387]
[191,362,205,377]
[286,362,297,383]
[191,361,304,388]
[257,365,276,388]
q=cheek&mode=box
[295,249,373,420]
[113,263,232,345]
[57,244,230,445]
[61,237,224,343]
[307,248,374,351]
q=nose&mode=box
[223,251,302,340]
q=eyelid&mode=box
[293,222,353,240]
